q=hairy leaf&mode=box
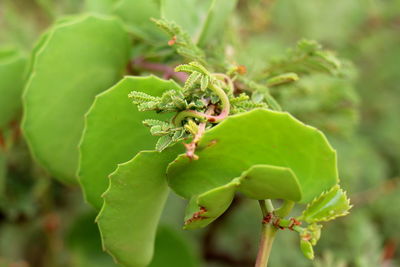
[299,185,352,223]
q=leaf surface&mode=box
[160,0,213,41]
[149,225,199,267]
[168,109,338,204]
[97,148,182,267]
[79,76,182,209]
[183,164,302,229]
[299,185,351,223]
[22,14,130,183]
[114,0,162,41]
[197,0,237,46]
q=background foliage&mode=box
[0,0,399,266]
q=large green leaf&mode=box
[79,76,182,209]
[114,0,162,41]
[66,211,116,267]
[160,0,213,41]
[197,0,237,46]
[167,109,338,204]
[0,47,26,129]
[22,14,130,183]
[84,0,115,14]
[97,148,182,267]
[149,225,199,267]
[183,164,302,229]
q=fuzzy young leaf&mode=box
[200,75,209,91]
[129,91,161,103]
[153,19,205,63]
[156,135,173,151]
[143,119,170,128]
[265,39,343,77]
[299,185,352,223]
[184,72,202,91]
[266,72,299,87]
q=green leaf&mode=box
[183,164,302,229]
[22,14,130,183]
[197,0,238,46]
[167,109,338,204]
[299,185,352,223]
[238,165,302,201]
[114,0,162,41]
[183,179,239,229]
[0,47,27,129]
[79,76,181,209]
[149,225,199,267]
[97,148,182,267]
[300,239,314,260]
[84,0,115,14]
[160,0,213,41]
[66,211,116,267]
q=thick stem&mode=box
[256,200,275,267]
[255,224,277,267]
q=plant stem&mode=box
[132,57,188,83]
[256,200,276,267]
[275,200,295,218]
[255,223,277,267]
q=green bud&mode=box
[300,239,314,260]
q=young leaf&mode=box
[79,76,182,209]
[266,72,299,87]
[184,72,201,91]
[156,135,173,151]
[97,148,182,267]
[22,14,130,183]
[113,0,162,41]
[300,239,314,260]
[299,185,352,223]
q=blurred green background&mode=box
[0,0,399,266]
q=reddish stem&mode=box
[132,57,188,83]
[184,105,215,159]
